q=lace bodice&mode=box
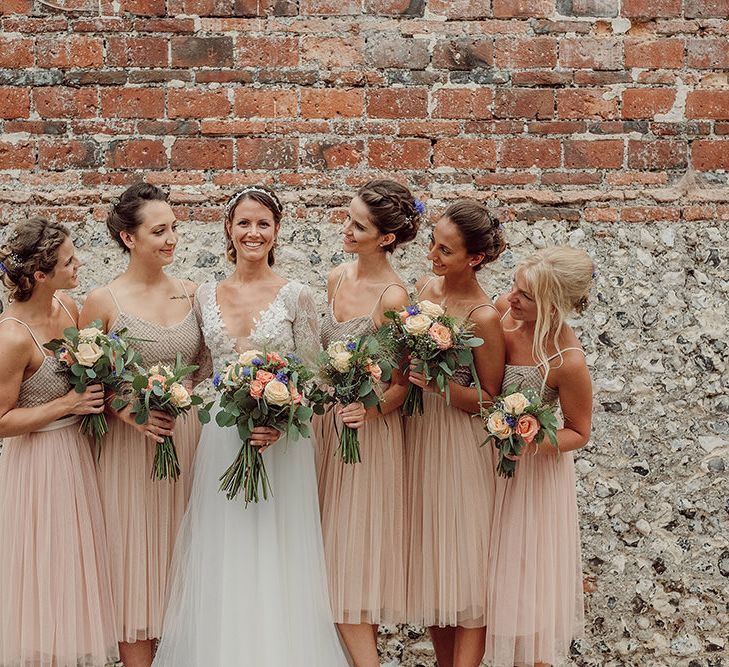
[195,281,321,369]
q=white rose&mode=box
[263,379,292,406]
[78,326,103,342]
[238,349,263,365]
[403,313,433,336]
[169,382,192,408]
[418,300,444,318]
[224,363,242,385]
[487,411,512,439]
[326,341,348,356]
[503,392,530,416]
[75,342,103,367]
[330,352,352,373]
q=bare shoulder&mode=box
[83,285,114,310]
[380,282,409,312]
[56,291,79,319]
[494,294,510,317]
[0,319,34,365]
[182,279,197,294]
[414,274,435,293]
[470,303,501,328]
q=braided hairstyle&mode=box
[356,179,421,252]
[0,217,70,302]
[224,185,283,266]
[107,182,168,252]
[442,199,506,271]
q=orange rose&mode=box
[290,383,302,405]
[267,352,285,367]
[398,310,409,321]
[516,414,540,444]
[59,350,74,365]
[250,380,265,399]
[428,322,453,350]
[255,370,275,384]
[366,362,382,382]
[147,374,167,390]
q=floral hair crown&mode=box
[227,186,283,217]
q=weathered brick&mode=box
[299,0,360,13]
[0,141,35,169]
[36,36,103,68]
[494,89,554,119]
[624,39,684,69]
[168,89,231,118]
[494,37,558,69]
[493,0,554,17]
[368,88,428,119]
[684,0,729,17]
[107,139,167,168]
[301,88,365,118]
[0,87,30,119]
[302,36,365,69]
[501,138,561,168]
[0,0,33,13]
[556,0,619,16]
[433,139,497,169]
[622,89,675,119]
[621,206,680,222]
[564,139,624,168]
[101,88,165,119]
[686,91,729,120]
[172,138,234,169]
[368,138,431,169]
[622,0,681,15]
[107,36,169,67]
[557,89,618,119]
[627,139,687,170]
[237,137,298,169]
[432,88,492,120]
[33,87,98,119]
[181,0,233,15]
[432,38,493,70]
[0,36,33,68]
[366,36,430,70]
[119,0,166,14]
[234,88,297,118]
[687,38,729,69]
[171,36,234,67]
[38,140,99,170]
[237,35,300,68]
[428,0,491,17]
[559,38,623,70]
[302,139,364,169]
[363,0,426,14]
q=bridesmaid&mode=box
[485,247,593,667]
[405,199,506,667]
[80,183,205,667]
[315,179,420,666]
[0,218,118,667]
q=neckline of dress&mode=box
[21,355,57,387]
[109,308,195,333]
[213,280,293,350]
[327,301,375,327]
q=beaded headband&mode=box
[227,186,283,217]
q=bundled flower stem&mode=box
[317,334,394,464]
[44,320,140,450]
[481,384,559,478]
[383,299,484,417]
[198,350,320,505]
[112,353,202,481]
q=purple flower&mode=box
[252,358,263,367]
[109,332,120,341]
[286,352,301,364]
[505,414,517,428]
[0,261,7,274]
[212,372,222,388]
[414,199,426,215]
[242,367,251,377]
[406,305,420,316]
[276,371,288,383]
[345,341,356,351]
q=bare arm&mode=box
[78,287,114,332]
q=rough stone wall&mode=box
[1,1,728,665]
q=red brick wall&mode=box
[1,0,728,225]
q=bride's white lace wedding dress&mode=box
[153,281,348,666]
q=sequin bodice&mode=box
[320,305,377,349]
[16,357,72,408]
[502,364,559,407]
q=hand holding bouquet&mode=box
[112,353,202,481]
[317,335,394,464]
[44,320,140,447]
[384,299,484,416]
[481,385,559,478]
[198,350,318,505]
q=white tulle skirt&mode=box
[153,413,349,666]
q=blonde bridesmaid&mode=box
[0,218,118,667]
[315,180,420,666]
[80,183,205,667]
[485,247,592,667]
[405,199,506,667]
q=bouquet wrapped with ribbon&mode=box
[198,350,318,505]
[44,320,140,448]
[481,385,559,478]
[317,334,394,464]
[384,299,483,416]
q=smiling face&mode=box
[226,197,278,265]
[121,200,178,266]
[507,270,538,322]
[342,196,392,255]
[426,216,480,276]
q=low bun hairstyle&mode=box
[356,179,421,252]
[442,199,506,271]
[0,217,70,302]
[224,185,283,267]
[107,182,168,252]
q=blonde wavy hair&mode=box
[515,246,594,371]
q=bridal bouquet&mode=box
[112,353,202,481]
[44,320,139,448]
[317,334,394,464]
[481,385,559,478]
[198,350,317,504]
[384,300,483,416]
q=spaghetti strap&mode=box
[53,295,76,325]
[179,280,194,310]
[370,283,408,317]
[0,317,48,357]
[466,302,498,320]
[417,276,436,296]
[500,307,511,322]
[106,287,122,316]
[330,269,347,309]
[545,347,585,363]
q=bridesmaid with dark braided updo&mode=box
[315,179,421,666]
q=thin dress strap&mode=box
[53,295,76,325]
[417,276,436,296]
[329,269,347,309]
[370,283,407,317]
[0,317,48,357]
[544,347,585,364]
[500,307,511,322]
[106,287,122,317]
[466,302,498,320]
[179,280,194,310]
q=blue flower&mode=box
[212,372,222,388]
[252,358,263,367]
[276,371,288,383]
[505,414,517,428]
[406,305,420,316]
[285,352,301,363]
[109,332,120,341]
[0,261,7,274]
[414,199,426,215]
[242,367,251,377]
[345,341,356,351]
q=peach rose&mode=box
[366,361,382,382]
[255,370,275,384]
[290,383,302,405]
[250,380,265,399]
[516,414,540,444]
[486,411,512,439]
[267,352,285,367]
[428,322,453,350]
[398,310,409,322]
[147,374,167,390]
[59,349,74,365]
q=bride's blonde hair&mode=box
[515,246,594,371]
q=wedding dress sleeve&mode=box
[291,284,322,366]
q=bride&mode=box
[153,186,348,666]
